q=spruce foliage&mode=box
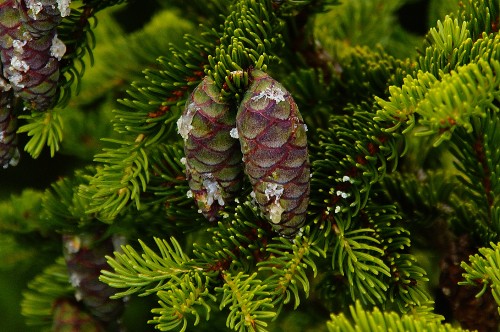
[1,0,499,331]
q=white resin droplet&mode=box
[265,182,284,201]
[0,77,12,91]
[50,34,66,60]
[264,182,285,224]
[202,174,224,207]
[57,0,72,17]
[64,236,81,254]
[230,127,239,139]
[9,73,24,88]
[177,103,196,141]
[27,1,43,19]
[74,290,83,301]
[12,40,26,54]
[10,56,29,72]
[69,272,81,287]
[8,149,20,167]
[251,85,286,103]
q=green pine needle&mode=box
[460,242,500,314]
[18,109,64,159]
[327,301,462,332]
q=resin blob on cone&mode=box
[178,76,243,221]
[236,70,310,237]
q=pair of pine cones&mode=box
[178,70,310,237]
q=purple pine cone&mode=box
[236,70,310,237]
[178,76,244,221]
[0,88,20,168]
[0,0,65,111]
[17,0,65,38]
[63,233,125,327]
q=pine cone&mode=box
[52,299,103,332]
[178,76,243,221]
[0,0,64,111]
[0,88,20,168]
[17,0,65,38]
[236,70,310,237]
[63,233,125,329]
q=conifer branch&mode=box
[217,272,275,332]
[56,0,130,105]
[381,171,457,225]
[150,273,216,332]
[192,199,272,273]
[17,108,64,158]
[460,242,500,314]
[100,237,198,298]
[258,227,323,311]
[459,0,499,39]
[312,107,404,219]
[206,0,284,98]
[85,139,151,220]
[449,111,500,242]
[331,221,391,305]
[143,142,194,217]
[376,59,499,146]
[327,301,463,332]
[21,257,75,327]
[42,166,97,231]
[85,32,215,220]
[3,0,500,330]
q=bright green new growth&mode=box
[460,242,500,314]
[327,301,467,332]
[20,257,75,328]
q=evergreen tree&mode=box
[0,0,499,331]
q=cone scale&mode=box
[0,88,20,168]
[178,76,244,221]
[236,70,310,237]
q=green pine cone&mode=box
[0,0,64,111]
[0,88,20,168]
[177,76,243,221]
[236,70,310,237]
[63,233,125,327]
